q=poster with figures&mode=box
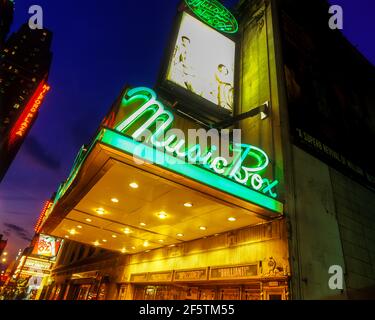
[32,234,62,259]
[166,12,235,112]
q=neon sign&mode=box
[101,129,283,213]
[32,234,62,259]
[35,201,53,233]
[52,88,282,215]
[185,0,238,34]
[114,87,279,200]
[8,81,50,146]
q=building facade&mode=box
[0,0,14,47]
[0,234,7,257]
[277,0,375,299]
[37,0,375,300]
[0,24,53,182]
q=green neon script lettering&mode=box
[100,129,283,214]
[185,0,238,34]
[114,87,279,199]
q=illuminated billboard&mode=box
[165,12,235,113]
[8,81,50,147]
[32,234,63,260]
[34,200,53,233]
[21,257,52,276]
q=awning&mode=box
[41,128,283,254]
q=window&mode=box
[69,251,75,263]
[77,246,85,261]
[88,247,95,257]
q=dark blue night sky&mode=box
[0,0,374,259]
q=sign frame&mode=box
[156,10,240,124]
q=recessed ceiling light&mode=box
[184,202,193,208]
[199,226,207,231]
[228,217,237,222]
[131,246,136,250]
[169,244,175,247]
[96,208,105,215]
[177,233,184,237]
[145,250,151,253]
[94,241,100,246]
[139,222,147,227]
[77,225,83,229]
[158,239,164,243]
[121,248,127,253]
[157,211,167,219]
[102,239,107,243]
[69,229,76,235]
[143,241,149,247]
[129,182,139,189]
[65,235,69,239]
[111,198,119,203]
[124,228,132,234]
[86,218,92,222]
[112,235,117,238]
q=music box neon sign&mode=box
[114,87,279,199]
[98,87,282,214]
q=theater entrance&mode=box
[131,282,288,300]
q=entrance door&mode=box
[264,289,287,300]
[242,284,262,300]
[199,288,216,300]
[118,285,127,300]
[155,286,170,300]
[242,288,261,300]
[218,287,241,300]
[77,285,91,300]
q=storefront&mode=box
[120,265,289,300]
[12,256,52,300]
[66,272,109,300]
[36,82,288,300]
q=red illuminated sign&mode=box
[31,234,62,259]
[8,80,50,146]
[34,200,53,233]
[0,240,6,252]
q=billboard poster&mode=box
[21,257,52,276]
[32,234,63,260]
[166,12,235,112]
